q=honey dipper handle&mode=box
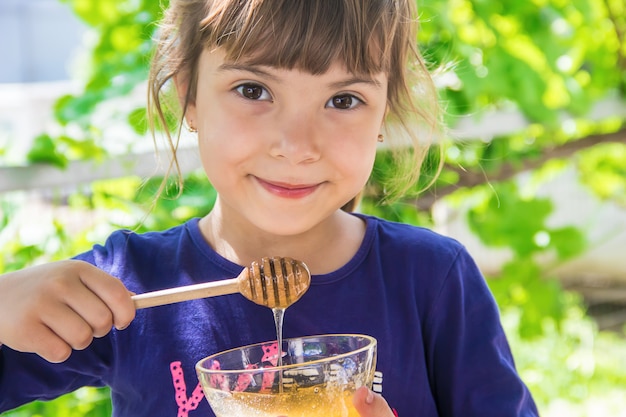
[132,277,241,309]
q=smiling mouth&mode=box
[255,177,321,199]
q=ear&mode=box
[174,73,198,130]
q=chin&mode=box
[256,221,313,237]
[250,212,327,237]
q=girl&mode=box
[0,1,539,416]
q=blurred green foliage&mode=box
[419,0,624,123]
[2,0,626,416]
[1,388,111,417]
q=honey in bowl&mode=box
[196,334,377,417]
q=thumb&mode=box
[352,386,396,417]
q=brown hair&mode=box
[148,0,440,208]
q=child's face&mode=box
[184,48,388,236]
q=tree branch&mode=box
[415,127,626,211]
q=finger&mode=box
[37,326,74,363]
[41,302,95,351]
[353,386,395,417]
[73,261,136,330]
[63,286,115,338]
[17,322,73,364]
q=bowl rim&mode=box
[195,333,377,375]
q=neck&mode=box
[198,199,366,275]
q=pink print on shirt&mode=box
[261,341,280,365]
[170,361,204,417]
[260,341,279,391]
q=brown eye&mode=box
[328,94,361,110]
[236,83,270,100]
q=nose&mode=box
[269,109,321,164]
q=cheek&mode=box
[196,122,236,186]
[197,136,222,187]
[356,148,378,184]
[196,114,265,189]
[197,97,269,151]
[196,105,255,158]
[330,138,377,185]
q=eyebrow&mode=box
[217,63,279,81]
[329,77,383,89]
[217,63,383,89]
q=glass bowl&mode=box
[196,334,377,417]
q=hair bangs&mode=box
[200,0,394,76]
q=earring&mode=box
[185,120,197,133]
[377,134,384,143]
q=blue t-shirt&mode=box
[0,214,539,416]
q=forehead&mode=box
[201,47,387,88]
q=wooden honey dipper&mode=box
[132,257,311,309]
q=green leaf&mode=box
[128,107,148,135]
[26,134,69,169]
[58,136,108,161]
[549,226,586,260]
[467,182,553,256]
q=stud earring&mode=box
[377,134,384,143]
[185,120,197,133]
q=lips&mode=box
[254,177,321,199]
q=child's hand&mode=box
[0,260,135,363]
[353,386,396,417]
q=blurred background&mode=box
[1,0,625,416]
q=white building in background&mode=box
[0,0,86,83]
[0,0,86,163]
